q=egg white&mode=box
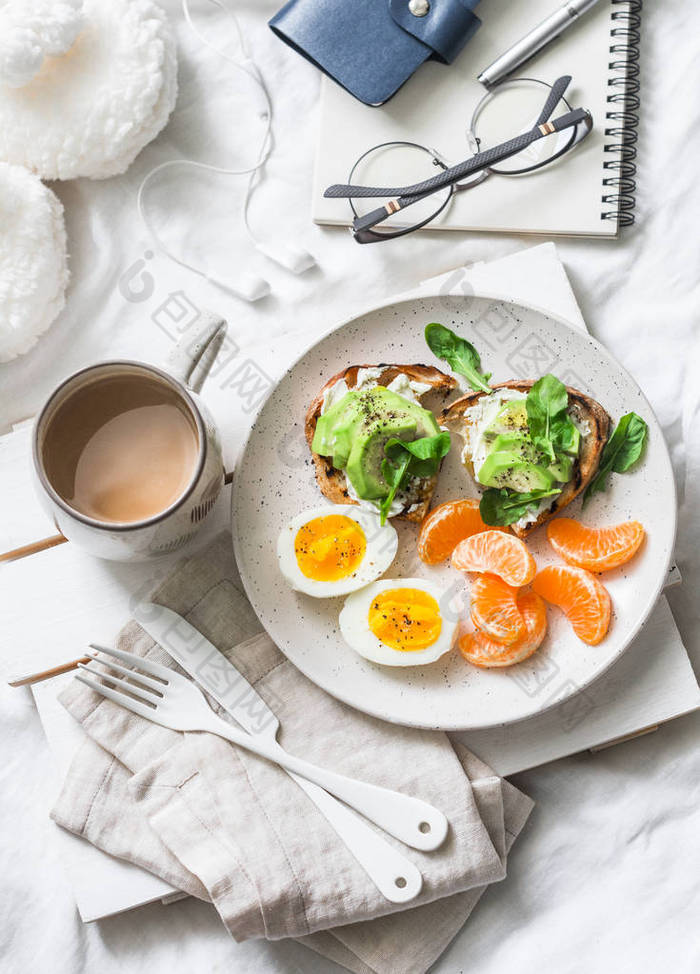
[277,505,398,598]
[339,577,458,667]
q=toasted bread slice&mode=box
[305,364,456,523]
[440,380,611,538]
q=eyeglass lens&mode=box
[348,142,453,236]
[469,78,576,174]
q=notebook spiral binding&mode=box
[601,0,641,227]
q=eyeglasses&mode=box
[323,75,593,243]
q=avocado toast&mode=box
[441,380,611,538]
[305,364,456,522]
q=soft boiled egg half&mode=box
[277,505,398,598]
[339,578,458,666]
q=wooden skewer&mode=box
[8,656,91,687]
[0,533,67,563]
[1,473,233,565]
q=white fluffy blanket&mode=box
[0,0,85,88]
[0,162,68,362]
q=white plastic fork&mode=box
[76,645,448,852]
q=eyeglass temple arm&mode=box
[327,105,588,203]
[325,76,573,204]
[348,107,590,234]
[536,75,572,125]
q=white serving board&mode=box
[33,673,177,920]
[2,243,697,921]
[1,487,232,921]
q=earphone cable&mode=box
[136,0,274,284]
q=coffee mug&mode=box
[32,312,227,561]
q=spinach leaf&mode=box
[552,416,580,456]
[384,431,451,477]
[379,431,451,524]
[479,486,561,527]
[526,373,578,462]
[379,453,411,526]
[425,323,491,393]
[583,412,648,505]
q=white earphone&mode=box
[136,0,316,302]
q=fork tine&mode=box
[86,651,165,693]
[75,672,159,721]
[89,643,172,682]
[78,663,160,705]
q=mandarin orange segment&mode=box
[546,518,645,573]
[532,565,611,645]
[417,498,504,565]
[460,591,548,668]
[452,530,536,587]
[469,574,525,645]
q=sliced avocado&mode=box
[478,452,556,492]
[344,387,440,500]
[346,414,417,498]
[312,414,354,470]
[312,392,365,468]
[489,432,540,463]
[484,399,529,441]
[313,386,441,500]
[548,454,574,483]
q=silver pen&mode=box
[477,0,600,88]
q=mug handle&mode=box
[166,310,228,394]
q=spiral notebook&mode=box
[312,0,640,236]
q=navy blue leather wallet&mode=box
[269,0,481,106]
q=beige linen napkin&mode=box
[52,534,533,974]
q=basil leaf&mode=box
[425,323,491,393]
[479,486,561,527]
[583,412,648,505]
[379,432,451,525]
[526,373,578,462]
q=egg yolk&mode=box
[368,588,442,651]
[295,514,367,581]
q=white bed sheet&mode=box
[1,1,699,972]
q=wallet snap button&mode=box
[408,0,430,16]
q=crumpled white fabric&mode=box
[0,162,68,362]
[0,0,177,179]
[1,0,700,973]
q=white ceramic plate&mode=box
[231,295,676,730]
